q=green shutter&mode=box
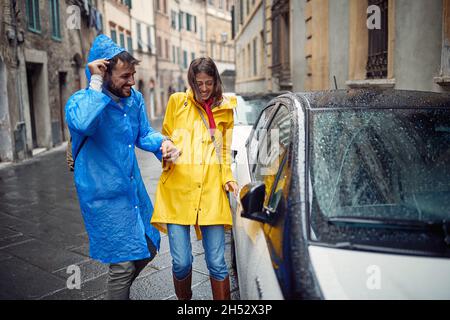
[35,0,41,31]
[127,36,133,54]
[111,30,117,44]
[27,0,41,33]
[26,0,33,29]
[51,0,62,40]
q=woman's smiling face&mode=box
[195,72,214,101]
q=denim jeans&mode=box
[167,224,229,281]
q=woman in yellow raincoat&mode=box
[152,58,238,300]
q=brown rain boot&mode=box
[210,275,231,300]
[173,271,192,300]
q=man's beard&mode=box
[105,81,131,98]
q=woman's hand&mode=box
[161,140,181,170]
[225,181,239,198]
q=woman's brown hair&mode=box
[187,57,223,105]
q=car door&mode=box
[234,102,292,299]
[250,103,293,298]
[232,103,281,299]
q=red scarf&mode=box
[201,98,216,131]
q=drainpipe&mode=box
[154,0,160,117]
[9,0,24,122]
[204,0,208,58]
[8,0,28,159]
[176,0,183,91]
[262,0,268,91]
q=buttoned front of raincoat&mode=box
[65,35,163,264]
[151,90,237,239]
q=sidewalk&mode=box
[0,121,239,300]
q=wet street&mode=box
[0,122,239,300]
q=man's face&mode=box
[105,59,136,98]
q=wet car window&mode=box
[253,105,292,206]
[267,154,289,213]
[248,104,278,172]
[310,108,450,223]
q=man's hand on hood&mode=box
[88,59,110,78]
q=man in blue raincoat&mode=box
[65,35,179,299]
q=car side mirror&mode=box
[239,182,271,223]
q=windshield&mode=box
[235,95,275,125]
[310,108,450,223]
[309,108,450,255]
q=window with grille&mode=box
[271,0,290,86]
[366,0,389,79]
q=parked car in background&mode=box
[233,89,450,299]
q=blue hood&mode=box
[85,34,126,82]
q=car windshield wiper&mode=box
[327,217,450,246]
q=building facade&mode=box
[154,0,208,112]
[233,0,264,93]
[0,0,102,163]
[233,0,450,94]
[154,0,174,116]
[206,0,235,91]
[0,0,237,163]
[102,0,133,53]
[130,0,158,119]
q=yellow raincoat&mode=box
[151,90,237,239]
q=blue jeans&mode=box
[167,224,228,281]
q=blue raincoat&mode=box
[65,35,163,263]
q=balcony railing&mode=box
[366,0,388,79]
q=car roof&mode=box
[225,92,284,100]
[277,89,450,110]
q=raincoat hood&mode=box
[85,34,126,82]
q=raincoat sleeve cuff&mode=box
[89,74,103,92]
[222,168,236,188]
[137,130,165,160]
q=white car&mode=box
[232,90,450,300]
